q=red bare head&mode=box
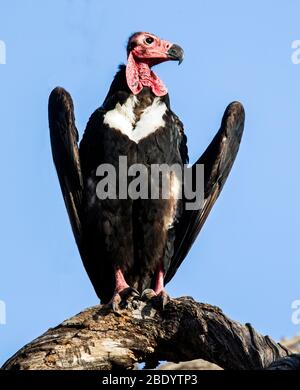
[127,32,184,67]
[125,32,184,96]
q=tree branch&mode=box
[267,354,300,370]
[1,297,295,370]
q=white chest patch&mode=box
[103,95,167,143]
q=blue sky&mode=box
[1,0,300,365]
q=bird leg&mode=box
[142,263,170,308]
[154,263,165,295]
[107,268,139,311]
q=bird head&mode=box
[127,32,184,67]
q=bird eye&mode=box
[145,37,154,45]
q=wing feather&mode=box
[48,87,83,247]
[165,101,245,283]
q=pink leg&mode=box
[154,263,170,307]
[114,268,130,292]
[107,267,139,310]
[154,263,165,295]
[141,263,170,308]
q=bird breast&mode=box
[103,95,167,143]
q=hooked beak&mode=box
[167,44,184,64]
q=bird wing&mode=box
[165,101,245,284]
[48,87,83,248]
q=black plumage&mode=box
[49,33,245,305]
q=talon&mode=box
[158,290,170,308]
[152,290,170,310]
[105,292,122,312]
[119,287,140,309]
[151,290,171,310]
[141,288,170,309]
[111,300,120,313]
[105,268,141,311]
[106,287,141,311]
[142,288,157,301]
[120,287,140,301]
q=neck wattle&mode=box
[126,52,168,97]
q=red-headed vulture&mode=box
[48,32,245,309]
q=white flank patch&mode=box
[103,96,167,143]
[163,171,182,230]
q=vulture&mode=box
[49,32,244,309]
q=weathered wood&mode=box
[267,354,300,370]
[1,297,293,370]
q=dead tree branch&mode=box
[1,297,296,370]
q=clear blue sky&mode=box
[1,0,300,365]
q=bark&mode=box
[267,354,300,370]
[159,359,223,370]
[1,297,297,370]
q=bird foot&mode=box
[141,289,170,309]
[106,287,140,312]
[141,288,157,300]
